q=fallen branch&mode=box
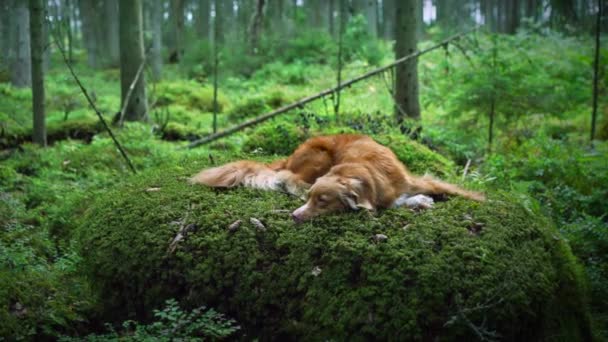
[118,58,146,127]
[51,29,137,174]
[187,29,477,149]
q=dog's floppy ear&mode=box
[339,177,374,211]
[340,190,374,211]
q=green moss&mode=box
[160,122,204,141]
[242,122,310,155]
[227,91,289,121]
[155,81,228,112]
[227,97,269,121]
[78,164,592,340]
[374,134,456,177]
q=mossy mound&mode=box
[155,81,228,112]
[374,134,455,177]
[241,122,309,155]
[0,117,102,147]
[78,165,591,341]
[227,91,289,121]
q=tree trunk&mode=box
[382,0,395,39]
[1,0,10,66]
[505,0,520,34]
[270,0,286,33]
[248,0,266,54]
[214,0,225,44]
[482,0,495,31]
[365,0,378,36]
[119,0,148,121]
[550,0,578,26]
[394,0,420,121]
[416,0,423,39]
[525,0,538,20]
[104,0,120,66]
[436,0,453,28]
[171,0,184,62]
[151,0,163,80]
[237,0,252,41]
[195,0,210,39]
[79,0,100,68]
[30,0,46,146]
[64,0,73,62]
[10,0,31,87]
[329,0,335,36]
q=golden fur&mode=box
[190,134,484,222]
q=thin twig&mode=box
[462,159,472,181]
[381,70,408,119]
[118,58,147,127]
[51,30,137,174]
[451,41,475,67]
[187,29,478,149]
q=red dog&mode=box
[190,134,484,222]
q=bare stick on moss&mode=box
[462,159,471,182]
[51,31,137,174]
[118,58,146,127]
[187,29,476,149]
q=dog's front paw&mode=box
[393,194,434,210]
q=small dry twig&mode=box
[118,58,147,127]
[462,159,472,181]
[250,217,266,232]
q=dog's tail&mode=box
[189,160,284,190]
[409,175,485,201]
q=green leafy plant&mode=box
[60,299,239,341]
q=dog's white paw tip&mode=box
[399,194,434,210]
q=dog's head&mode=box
[291,175,374,223]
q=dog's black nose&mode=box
[291,213,302,223]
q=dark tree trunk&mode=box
[248,0,266,54]
[382,0,395,39]
[591,0,601,141]
[151,0,163,80]
[214,0,225,44]
[119,0,148,121]
[104,0,120,66]
[79,0,101,68]
[394,0,420,121]
[1,0,10,66]
[10,0,31,87]
[550,0,578,26]
[525,0,539,20]
[171,0,184,62]
[195,0,210,39]
[30,0,46,146]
